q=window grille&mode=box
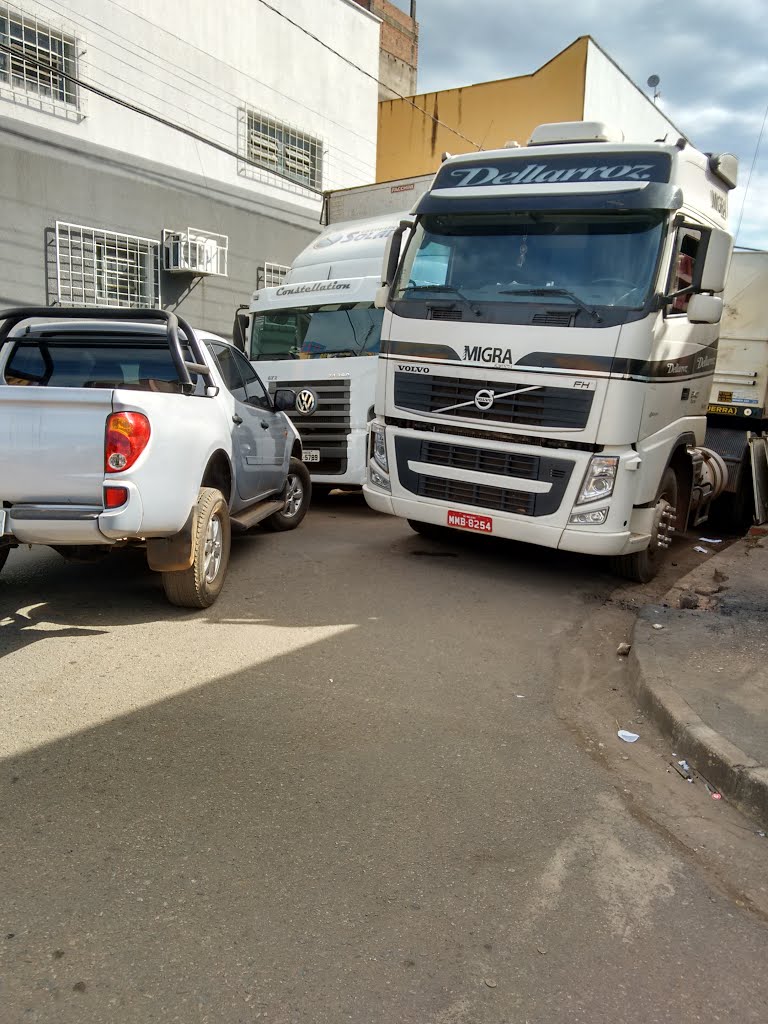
[239,106,323,191]
[55,222,161,308]
[0,4,78,111]
[263,262,290,287]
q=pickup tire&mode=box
[161,487,231,609]
[262,458,311,532]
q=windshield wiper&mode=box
[497,287,602,323]
[403,284,482,316]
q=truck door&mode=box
[208,344,284,500]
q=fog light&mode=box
[369,464,391,492]
[569,507,608,525]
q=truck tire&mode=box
[408,519,449,541]
[262,458,311,532]
[161,488,231,609]
[610,468,678,584]
[0,546,9,575]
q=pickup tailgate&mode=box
[0,387,111,504]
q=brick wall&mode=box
[352,0,418,97]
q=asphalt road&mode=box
[1,496,766,1023]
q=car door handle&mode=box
[232,414,243,425]
[260,421,270,430]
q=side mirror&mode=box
[374,284,390,309]
[698,227,733,293]
[687,293,723,324]
[232,307,249,352]
[381,218,414,288]
[274,388,296,411]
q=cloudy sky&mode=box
[396,0,768,247]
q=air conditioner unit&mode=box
[162,228,228,277]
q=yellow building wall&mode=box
[376,36,589,181]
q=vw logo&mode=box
[474,388,495,411]
[296,388,317,416]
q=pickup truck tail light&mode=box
[105,412,151,473]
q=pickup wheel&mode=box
[262,458,311,532]
[161,487,231,609]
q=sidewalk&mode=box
[629,532,768,829]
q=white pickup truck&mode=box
[0,307,311,608]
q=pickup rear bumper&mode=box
[2,486,146,546]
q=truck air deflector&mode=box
[414,184,683,217]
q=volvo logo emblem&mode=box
[474,388,495,411]
[296,388,317,415]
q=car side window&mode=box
[230,348,272,410]
[209,344,247,401]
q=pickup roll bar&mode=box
[0,306,215,395]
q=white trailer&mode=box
[706,249,768,526]
[365,121,737,580]
[243,174,435,493]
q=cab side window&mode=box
[231,348,272,410]
[669,227,702,314]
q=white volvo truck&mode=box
[364,121,737,581]
[245,175,433,495]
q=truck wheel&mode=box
[408,519,449,541]
[610,468,678,584]
[161,488,231,609]
[263,458,311,532]
[0,546,9,575]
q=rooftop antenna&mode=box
[647,74,661,105]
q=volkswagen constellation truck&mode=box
[246,175,433,494]
[364,121,737,581]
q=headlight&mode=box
[371,424,388,472]
[577,456,618,504]
[569,507,608,525]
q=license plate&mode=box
[447,509,493,533]
[302,449,320,463]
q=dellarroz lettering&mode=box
[449,163,656,188]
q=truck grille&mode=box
[271,378,351,475]
[394,371,593,430]
[394,436,574,518]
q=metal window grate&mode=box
[263,262,290,287]
[0,4,79,113]
[238,105,323,191]
[55,222,161,308]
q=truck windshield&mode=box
[394,212,665,310]
[250,303,383,361]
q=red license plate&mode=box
[447,510,493,533]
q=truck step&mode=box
[229,499,284,533]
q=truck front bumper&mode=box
[363,423,651,558]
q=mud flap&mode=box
[146,507,197,572]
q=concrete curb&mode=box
[628,615,768,829]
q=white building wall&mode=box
[0,0,380,209]
[584,40,684,147]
